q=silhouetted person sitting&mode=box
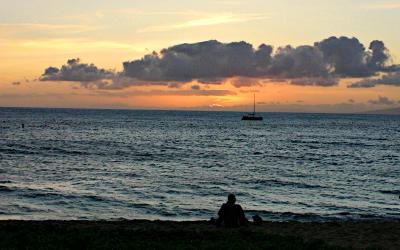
[216,194,247,227]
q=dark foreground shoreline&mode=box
[1,220,399,249]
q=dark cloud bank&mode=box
[40,36,399,90]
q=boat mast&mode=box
[253,93,256,114]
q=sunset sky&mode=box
[1,0,400,112]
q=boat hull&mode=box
[242,116,263,121]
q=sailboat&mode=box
[242,94,263,121]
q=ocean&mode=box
[0,108,399,221]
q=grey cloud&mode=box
[348,72,400,88]
[123,41,331,84]
[231,77,262,88]
[290,77,338,87]
[123,40,259,82]
[269,45,329,78]
[191,84,201,90]
[40,36,399,90]
[40,58,186,90]
[315,37,370,77]
[79,78,181,90]
[368,40,390,70]
[167,82,184,88]
[40,58,115,82]
[368,96,396,105]
[123,37,396,86]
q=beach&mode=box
[0,220,399,249]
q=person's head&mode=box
[227,194,236,204]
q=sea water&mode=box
[0,108,399,221]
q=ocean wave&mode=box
[242,179,325,189]
[0,185,13,192]
[0,148,37,155]
[380,190,400,195]
[244,210,400,222]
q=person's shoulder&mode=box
[235,204,243,209]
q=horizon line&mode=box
[1,105,399,116]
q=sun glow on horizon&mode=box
[1,0,400,112]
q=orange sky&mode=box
[1,0,400,112]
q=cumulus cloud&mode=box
[368,96,396,105]
[315,37,369,77]
[122,37,397,86]
[368,40,390,71]
[123,40,260,81]
[40,58,115,82]
[40,36,399,90]
[138,13,268,33]
[269,45,329,78]
[122,41,333,84]
[348,72,400,88]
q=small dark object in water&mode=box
[21,123,25,129]
[252,215,263,225]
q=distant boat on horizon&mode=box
[242,94,263,121]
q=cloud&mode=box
[269,45,329,78]
[290,77,338,87]
[191,84,201,90]
[123,40,261,82]
[40,58,115,82]
[314,37,392,77]
[93,89,236,97]
[41,36,399,90]
[18,39,146,52]
[40,59,186,90]
[138,13,268,32]
[348,72,400,88]
[364,3,400,10]
[123,37,397,85]
[368,40,390,71]
[122,40,335,85]
[231,77,263,88]
[209,103,224,108]
[368,96,396,105]
[0,23,93,31]
[0,23,98,36]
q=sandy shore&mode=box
[0,220,399,249]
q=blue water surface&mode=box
[0,108,399,221]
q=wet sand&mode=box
[0,220,399,249]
